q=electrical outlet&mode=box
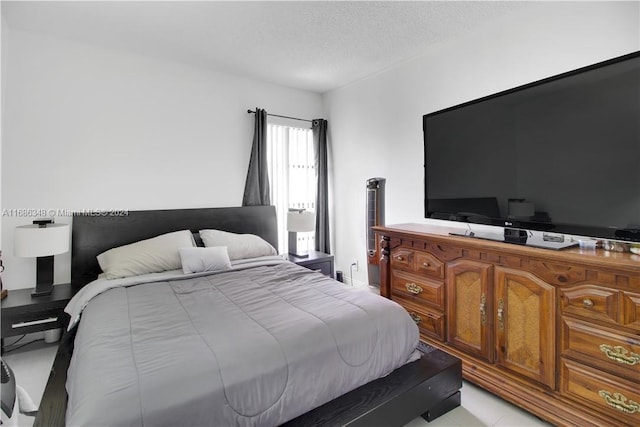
[351,259,359,271]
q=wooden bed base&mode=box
[284,343,462,426]
[34,326,73,427]
[36,334,461,427]
[34,206,462,426]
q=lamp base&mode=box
[31,283,53,298]
[31,255,54,297]
[288,232,309,258]
[288,251,309,259]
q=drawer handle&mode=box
[12,317,58,329]
[583,298,594,308]
[598,390,640,414]
[599,344,640,366]
[395,256,404,262]
[405,283,423,295]
[409,312,422,324]
[422,262,430,268]
[497,299,504,330]
[480,294,486,325]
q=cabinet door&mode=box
[446,260,493,362]
[495,267,555,388]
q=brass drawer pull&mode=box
[422,262,430,268]
[497,299,504,330]
[395,256,404,261]
[409,312,422,324]
[598,390,640,414]
[480,294,486,325]
[405,283,423,295]
[599,344,640,366]
[583,298,594,308]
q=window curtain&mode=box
[313,119,330,253]
[242,108,271,206]
[267,125,315,253]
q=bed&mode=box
[34,206,461,426]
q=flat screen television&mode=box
[423,51,640,248]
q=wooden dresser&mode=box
[373,224,640,427]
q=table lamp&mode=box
[14,220,70,297]
[287,209,315,258]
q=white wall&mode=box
[3,2,638,289]
[0,9,7,257]
[1,28,323,289]
[324,1,640,285]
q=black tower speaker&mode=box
[366,177,386,287]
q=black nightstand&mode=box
[1,284,72,352]
[287,250,335,278]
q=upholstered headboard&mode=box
[71,206,278,292]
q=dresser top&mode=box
[373,223,640,274]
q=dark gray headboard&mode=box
[71,206,278,292]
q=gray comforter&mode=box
[65,259,420,426]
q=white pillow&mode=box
[97,230,195,279]
[199,229,277,260]
[179,246,232,274]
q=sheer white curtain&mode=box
[267,124,316,253]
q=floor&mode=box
[2,341,59,427]
[3,340,553,427]
[406,382,553,427]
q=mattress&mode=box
[65,258,420,426]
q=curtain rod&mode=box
[247,109,313,123]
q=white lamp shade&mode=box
[287,211,315,233]
[14,223,70,258]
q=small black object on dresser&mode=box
[287,250,335,278]
[1,284,72,353]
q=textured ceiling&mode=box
[2,1,539,93]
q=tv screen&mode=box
[424,51,640,244]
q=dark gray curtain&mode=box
[313,119,330,254]
[242,108,271,206]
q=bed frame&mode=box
[34,206,462,427]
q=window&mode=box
[267,124,316,253]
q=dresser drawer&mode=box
[414,251,444,278]
[560,285,619,325]
[561,317,640,377]
[391,270,444,309]
[390,248,414,271]
[560,359,640,425]
[622,291,640,331]
[395,297,445,342]
[1,308,64,338]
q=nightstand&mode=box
[1,284,72,352]
[287,250,335,278]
